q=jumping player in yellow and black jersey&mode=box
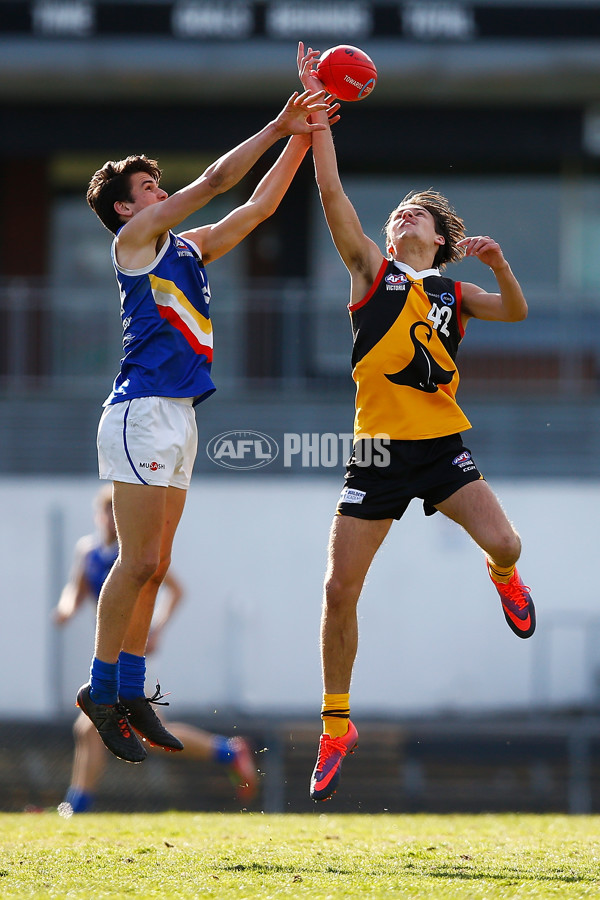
[297,42,537,804]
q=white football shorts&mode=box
[97,396,198,489]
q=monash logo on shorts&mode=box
[206,430,279,470]
[139,461,166,471]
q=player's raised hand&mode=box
[457,236,507,270]
[298,42,325,92]
[273,89,332,136]
[297,43,340,126]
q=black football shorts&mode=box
[336,433,483,521]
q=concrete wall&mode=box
[0,475,596,720]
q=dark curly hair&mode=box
[384,189,466,270]
[87,155,162,234]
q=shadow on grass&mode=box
[219,859,597,884]
[427,866,595,884]
[221,862,353,875]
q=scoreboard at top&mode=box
[2,1,600,42]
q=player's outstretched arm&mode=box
[183,102,341,263]
[459,236,528,323]
[181,134,311,263]
[297,42,383,301]
[52,537,92,625]
[120,90,332,249]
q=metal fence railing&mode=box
[1,278,599,399]
[1,278,600,476]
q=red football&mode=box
[316,45,377,102]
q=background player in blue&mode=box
[297,43,535,803]
[82,89,338,763]
[53,487,258,813]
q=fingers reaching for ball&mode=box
[298,42,326,93]
[326,100,342,126]
[275,89,338,136]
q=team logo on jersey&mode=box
[385,321,455,393]
[440,292,455,306]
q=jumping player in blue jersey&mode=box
[83,89,338,763]
[53,487,258,814]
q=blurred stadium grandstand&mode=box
[3,0,600,814]
[1,0,600,475]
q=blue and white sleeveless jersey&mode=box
[104,231,215,407]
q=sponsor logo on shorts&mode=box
[340,487,366,504]
[452,451,476,473]
[206,430,279,470]
[139,461,166,471]
[452,452,471,465]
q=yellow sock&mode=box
[488,561,516,584]
[321,692,350,738]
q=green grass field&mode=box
[1,812,599,898]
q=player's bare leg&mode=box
[78,481,183,761]
[71,714,108,792]
[436,479,535,637]
[121,485,187,657]
[321,515,393,693]
[435,478,521,565]
[95,481,171,662]
[102,483,189,752]
[311,514,392,802]
[58,713,108,815]
[163,722,258,802]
